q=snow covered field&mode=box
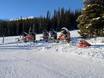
[0,30,104,78]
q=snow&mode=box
[9,16,34,21]
[0,30,104,78]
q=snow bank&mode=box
[0,30,104,78]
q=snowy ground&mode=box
[0,30,104,78]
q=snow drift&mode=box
[0,30,104,78]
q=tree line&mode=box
[0,8,81,37]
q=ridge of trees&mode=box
[0,8,81,36]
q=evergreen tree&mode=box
[77,0,104,38]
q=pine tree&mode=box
[77,0,104,38]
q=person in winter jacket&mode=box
[42,30,49,42]
[22,32,28,42]
[49,29,57,40]
[58,27,70,43]
[31,32,36,42]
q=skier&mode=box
[58,27,70,43]
[42,30,49,42]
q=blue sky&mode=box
[0,0,83,19]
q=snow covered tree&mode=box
[84,0,104,6]
[77,0,104,37]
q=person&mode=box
[31,32,36,42]
[22,32,28,42]
[49,29,57,40]
[58,27,70,43]
[42,30,49,42]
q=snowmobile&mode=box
[58,27,70,43]
[15,32,36,43]
[22,32,34,42]
[77,40,91,48]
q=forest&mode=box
[0,8,81,36]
